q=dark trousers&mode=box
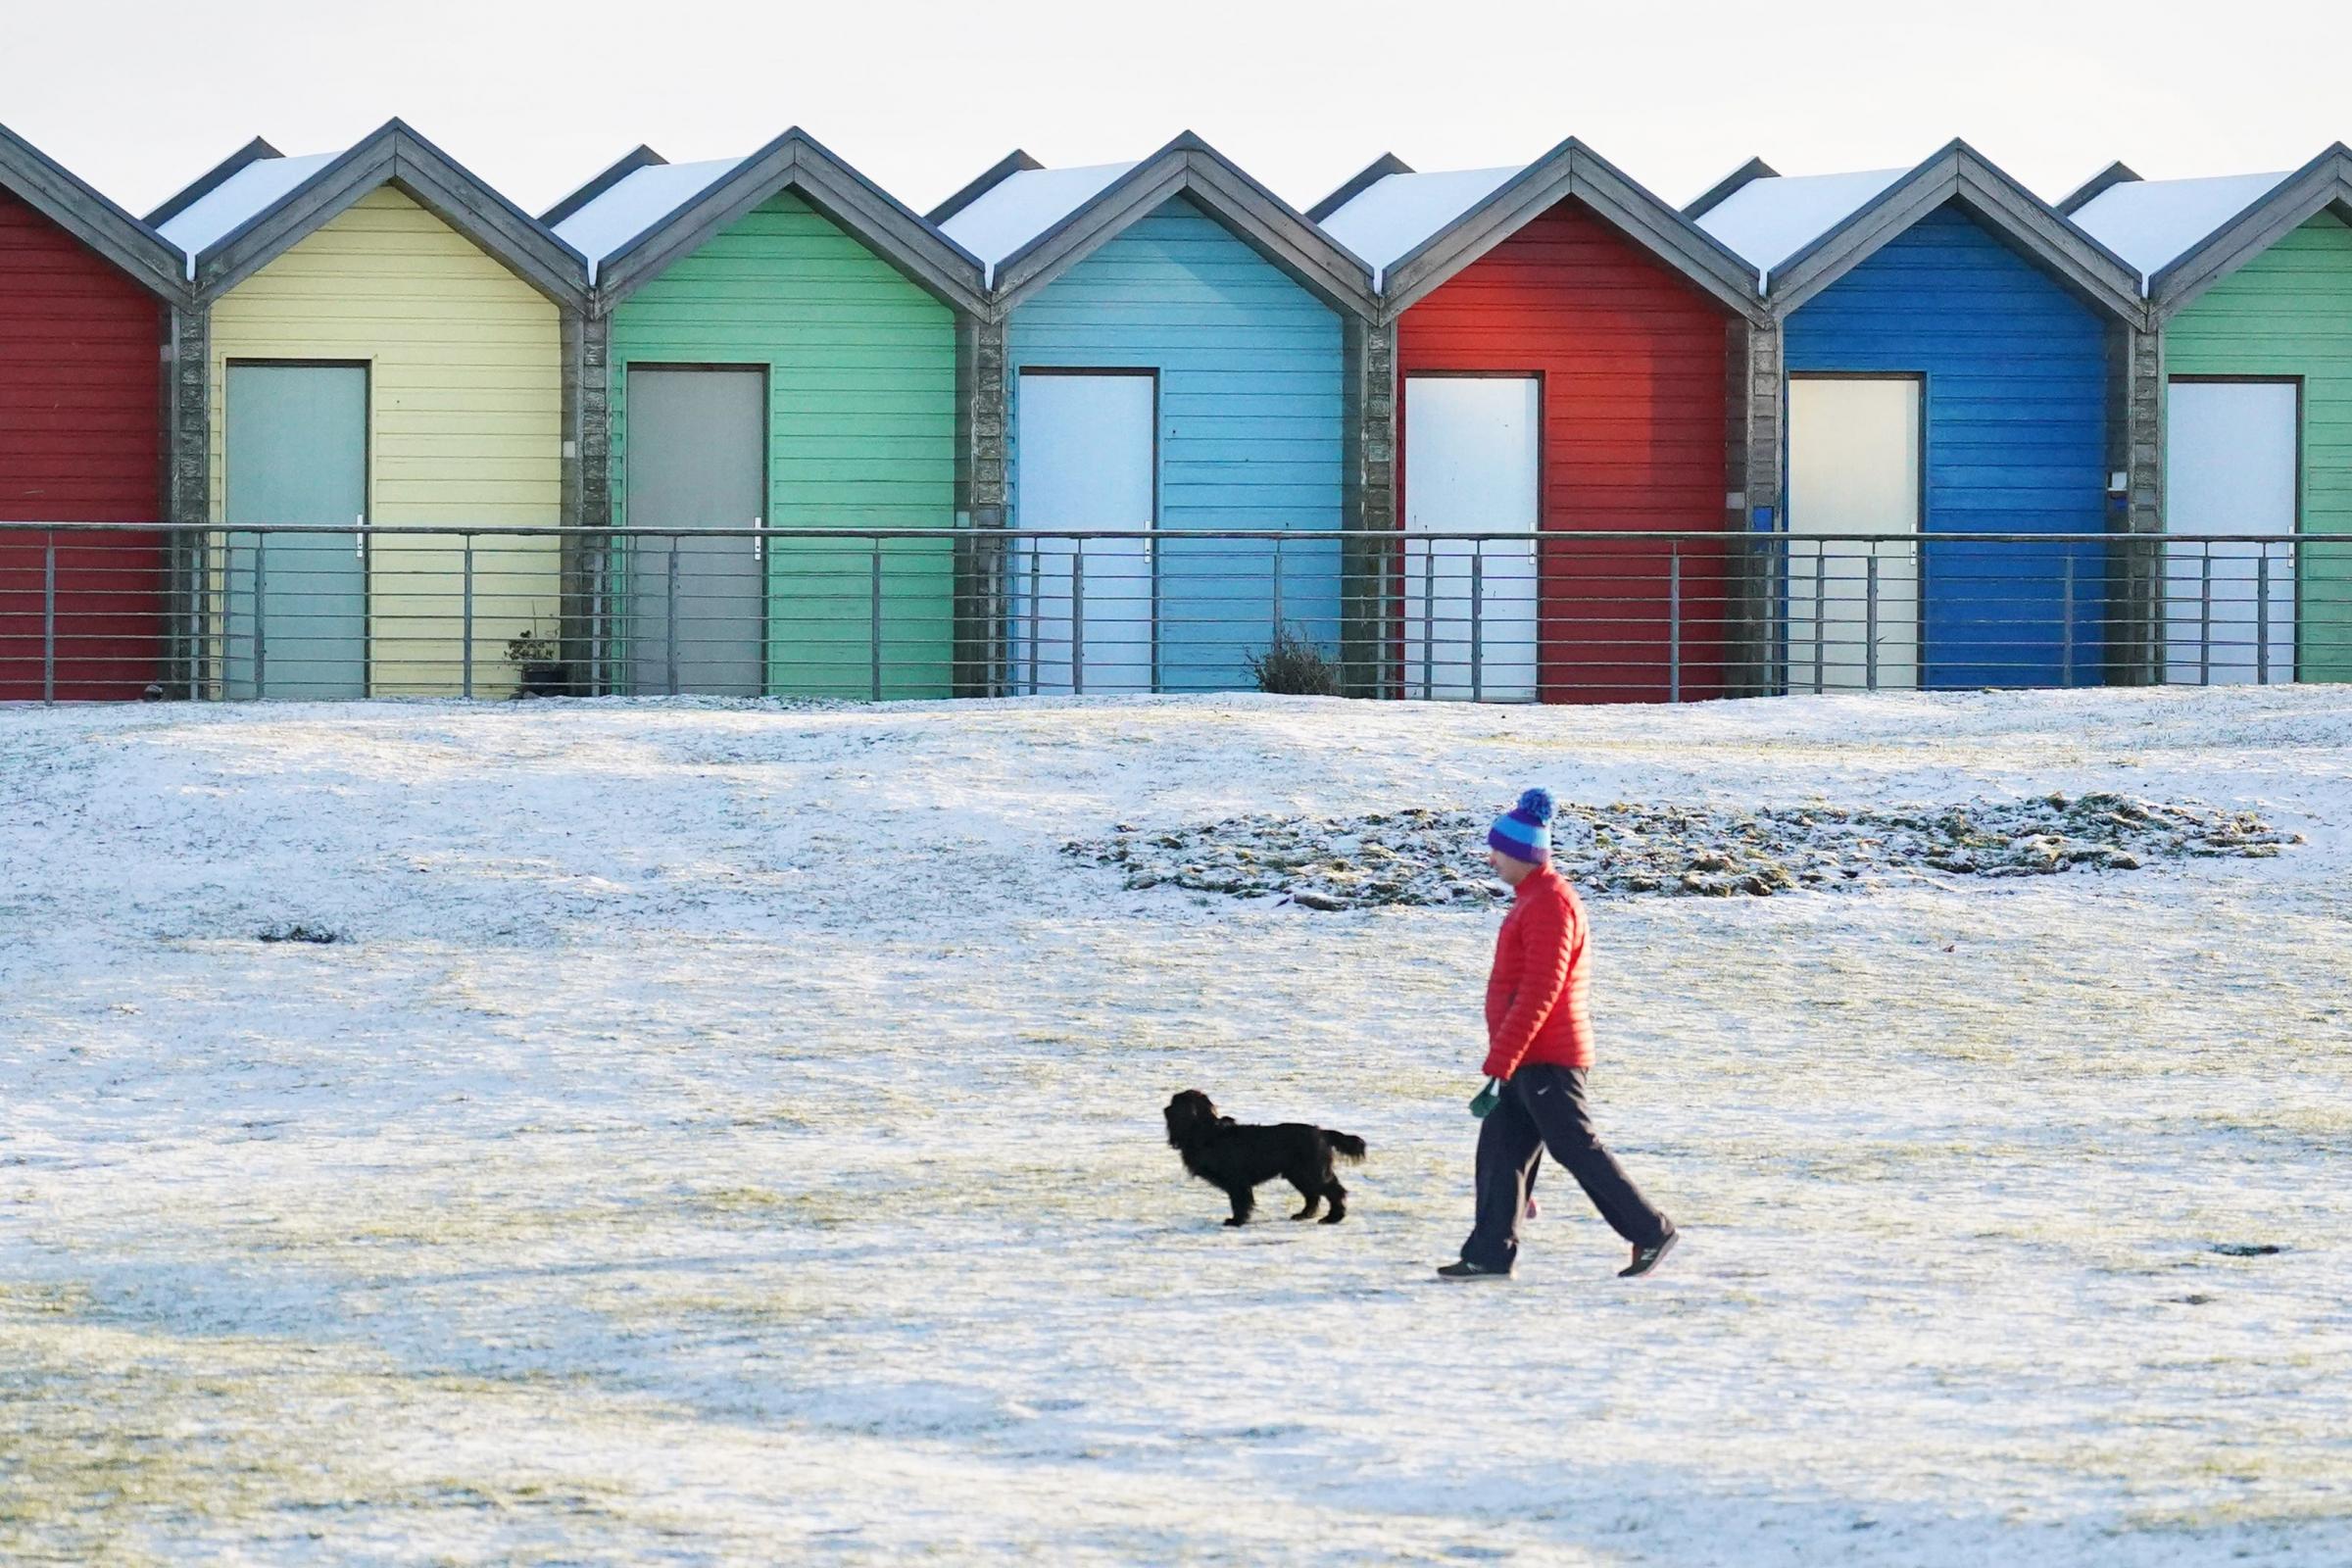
[1461,1063,1671,1272]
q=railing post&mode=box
[2256,549,2271,685]
[1811,544,1827,696]
[1668,545,1683,704]
[1864,549,1879,693]
[1070,540,1086,698]
[1381,533,1398,700]
[41,539,57,705]
[461,535,475,700]
[1026,543,1041,697]
[1271,533,1285,641]
[185,527,207,703]
[589,549,606,698]
[2198,550,2213,688]
[870,537,885,702]
[1420,543,1435,700]
[2060,551,2076,689]
[665,538,680,697]
[254,532,269,700]
[1469,547,1484,704]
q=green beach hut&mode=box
[546,129,988,697]
[2069,146,2352,683]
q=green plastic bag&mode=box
[1468,1078,1502,1119]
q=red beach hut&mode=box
[0,123,186,700]
[1313,139,1766,702]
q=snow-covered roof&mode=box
[156,152,339,277]
[551,156,744,281]
[1316,166,1520,286]
[938,162,1138,282]
[1694,167,1910,284]
[2068,172,2289,287]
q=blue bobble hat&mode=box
[1489,788,1556,865]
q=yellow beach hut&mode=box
[151,121,589,697]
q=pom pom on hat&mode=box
[1489,785,1557,865]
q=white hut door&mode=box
[2165,379,2297,683]
[1403,376,1540,701]
[1788,376,1921,692]
[1012,371,1155,695]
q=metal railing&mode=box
[2,521,2344,704]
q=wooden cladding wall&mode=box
[1396,198,1734,703]
[0,183,166,700]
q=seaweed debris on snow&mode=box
[1062,793,2303,910]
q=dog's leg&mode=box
[1287,1174,1323,1221]
[1222,1185,1255,1227]
[1319,1181,1348,1224]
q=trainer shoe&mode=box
[1436,1260,1513,1282]
[1619,1230,1680,1279]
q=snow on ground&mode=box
[3,687,2349,1565]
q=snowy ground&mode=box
[3,687,2349,1566]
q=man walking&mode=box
[1438,789,1678,1281]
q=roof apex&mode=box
[974,131,1376,317]
[1341,136,1763,320]
[179,119,589,306]
[0,117,187,300]
[1749,141,2142,320]
[2143,142,2352,313]
[578,126,986,315]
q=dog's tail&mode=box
[1328,1131,1367,1163]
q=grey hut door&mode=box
[223,363,368,700]
[626,368,767,696]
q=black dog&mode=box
[1163,1090,1366,1226]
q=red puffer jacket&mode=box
[1482,865,1592,1078]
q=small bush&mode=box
[1248,626,1342,697]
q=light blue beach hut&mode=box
[933,133,1378,693]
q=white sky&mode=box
[9,0,2349,222]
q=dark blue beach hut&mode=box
[1690,142,2144,690]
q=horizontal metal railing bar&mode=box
[36,585,2267,606]
[0,638,2320,652]
[0,596,2314,610]
[2,521,2340,546]
[10,596,2330,609]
